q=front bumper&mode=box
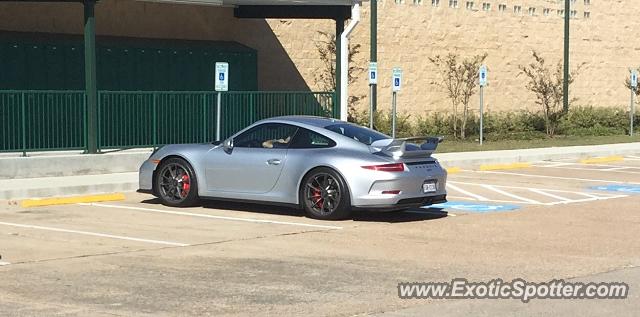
[138,159,156,194]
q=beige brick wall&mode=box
[0,0,638,117]
[267,0,640,116]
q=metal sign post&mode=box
[479,65,487,145]
[215,62,229,141]
[631,70,638,136]
[369,62,378,129]
[391,67,402,138]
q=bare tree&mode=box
[520,51,580,137]
[430,53,487,139]
[459,54,488,139]
[314,31,365,120]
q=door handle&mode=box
[267,159,281,166]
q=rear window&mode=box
[324,123,390,145]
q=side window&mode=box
[233,123,299,149]
[289,128,336,149]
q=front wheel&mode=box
[301,167,351,220]
[155,157,199,207]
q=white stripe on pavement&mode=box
[480,184,542,204]
[532,165,640,175]
[534,162,574,167]
[81,203,343,230]
[473,170,640,185]
[528,188,573,202]
[0,221,189,247]
[545,194,628,206]
[0,261,10,266]
[446,183,489,201]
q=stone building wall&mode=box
[269,0,640,116]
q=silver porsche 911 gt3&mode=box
[138,116,447,220]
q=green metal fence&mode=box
[0,90,86,154]
[0,90,337,154]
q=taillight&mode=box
[361,163,405,172]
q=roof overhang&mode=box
[137,0,362,19]
[137,0,360,6]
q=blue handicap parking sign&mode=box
[394,78,400,86]
[425,201,520,213]
[219,73,225,81]
[590,184,640,194]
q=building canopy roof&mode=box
[140,0,360,5]
[138,0,362,19]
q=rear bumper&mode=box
[353,194,447,211]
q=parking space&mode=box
[0,197,346,264]
[1,155,639,316]
[432,155,640,213]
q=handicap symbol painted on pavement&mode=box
[424,201,520,213]
[590,184,640,194]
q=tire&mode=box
[155,157,199,207]
[300,167,351,220]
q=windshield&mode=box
[324,123,390,145]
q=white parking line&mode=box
[472,170,640,185]
[446,184,489,201]
[448,180,627,206]
[0,221,189,247]
[575,192,600,199]
[536,162,574,167]
[545,194,628,206]
[0,261,10,266]
[531,165,640,175]
[446,195,537,205]
[528,188,573,202]
[601,167,631,171]
[480,184,542,204]
[81,203,343,230]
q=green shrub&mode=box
[415,112,455,137]
[558,106,628,136]
[347,106,634,140]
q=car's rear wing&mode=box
[369,136,444,158]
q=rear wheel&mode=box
[155,157,199,207]
[301,167,351,220]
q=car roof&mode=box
[265,116,346,128]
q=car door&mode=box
[205,123,299,194]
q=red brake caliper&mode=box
[312,188,323,208]
[181,174,190,197]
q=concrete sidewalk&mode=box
[0,172,138,200]
[434,142,640,168]
[3,142,640,200]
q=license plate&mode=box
[422,181,437,193]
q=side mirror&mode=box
[223,138,234,154]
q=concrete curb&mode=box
[434,142,640,169]
[2,182,138,201]
[0,149,152,179]
[21,193,126,208]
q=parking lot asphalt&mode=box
[1,156,640,316]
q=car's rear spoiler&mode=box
[369,136,444,158]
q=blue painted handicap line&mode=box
[424,201,521,213]
[590,184,640,194]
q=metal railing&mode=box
[0,90,337,154]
